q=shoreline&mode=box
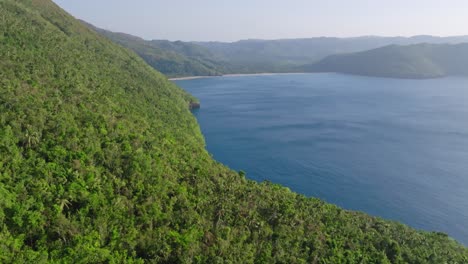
[168,72,308,81]
[168,76,213,81]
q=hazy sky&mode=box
[53,0,468,42]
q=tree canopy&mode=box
[0,0,467,262]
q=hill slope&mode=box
[0,0,467,262]
[303,44,468,79]
[84,22,228,78]
[85,23,468,77]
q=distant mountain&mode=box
[303,43,468,79]
[196,36,468,73]
[82,21,229,78]
[83,21,468,78]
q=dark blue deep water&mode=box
[175,73,468,245]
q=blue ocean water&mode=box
[175,73,468,245]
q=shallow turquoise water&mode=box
[175,73,468,245]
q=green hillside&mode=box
[84,22,228,78]
[87,24,468,78]
[0,0,467,263]
[304,44,468,79]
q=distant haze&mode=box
[53,0,468,42]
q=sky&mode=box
[52,0,468,42]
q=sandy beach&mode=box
[169,72,307,81]
[168,76,214,81]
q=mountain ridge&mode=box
[82,22,468,78]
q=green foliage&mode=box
[0,0,467,263]
[86,23,468,78]
[83,21,229,78]
[303,43,468,79]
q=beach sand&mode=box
[169,72,307,81]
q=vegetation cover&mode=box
[0,0,467,262]
[303,44,468,79]
[85,22,229,78]
[87,24,468,79]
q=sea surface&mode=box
[175,73,468,245]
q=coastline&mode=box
[168,76,213,81]
[169,72,308,81]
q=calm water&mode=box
[175,73,468,245]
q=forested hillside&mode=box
[0,0,467,262]
[86,23,468,78]
[83,22,228,78]
[303,43,468,79]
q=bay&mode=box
[175,73,468,245]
